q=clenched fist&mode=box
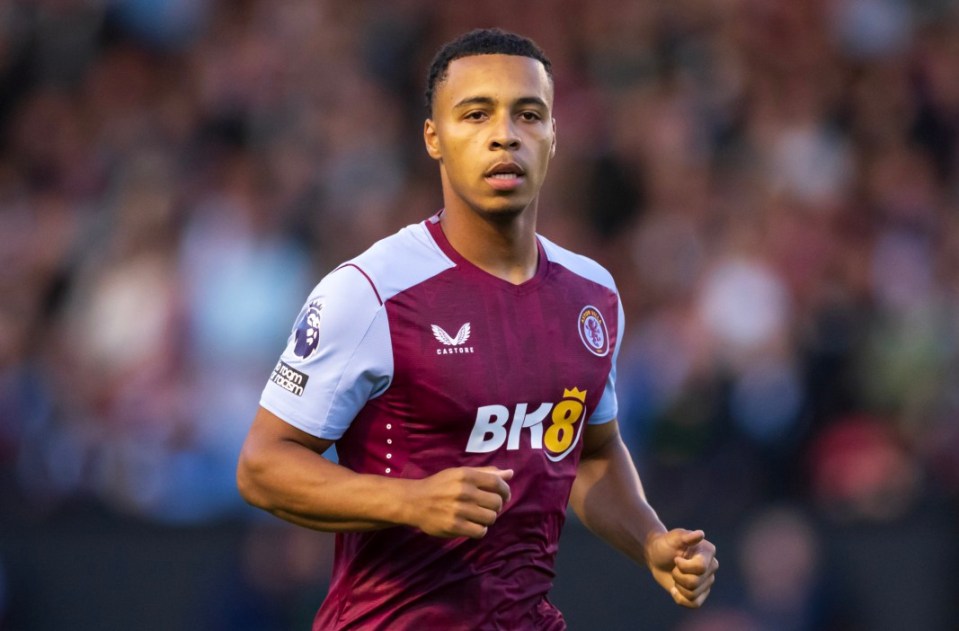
[404,467,514,538]
[646,529,719,608]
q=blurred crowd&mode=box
[1,0,958,628]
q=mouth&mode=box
[484,162,526,191]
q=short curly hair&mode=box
[425,28,553,115]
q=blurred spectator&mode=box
[736,505,831,631]
[808,414,922,521]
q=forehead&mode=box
[437,54,553,107]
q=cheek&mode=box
[532,138,555,174]
[442,137,482,178]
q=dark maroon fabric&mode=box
[314,220,619,630]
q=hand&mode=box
[646,529,718,608]
[404,467,513,538]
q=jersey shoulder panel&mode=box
[538,234,617,292]
[347,222,456,303]
[260,221,455,440]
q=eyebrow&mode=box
[452,96,549,110]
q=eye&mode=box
[464,110,488,121]
[520,111,542,122]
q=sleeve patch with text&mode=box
[269,360,310,396]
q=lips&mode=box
[484,162,526,177]
[484,162,526,191]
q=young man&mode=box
[237,28,718,630]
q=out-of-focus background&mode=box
[1,0,958,629]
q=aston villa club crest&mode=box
[293,300,323,358]
[578,306,609,356]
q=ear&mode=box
[424,119,442,161]
[550,117,557,158]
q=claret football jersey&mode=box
[260,212,623,631]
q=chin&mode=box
[476,205,527,224]
[477,195,533,218]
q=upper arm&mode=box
[245,405,335,457]
[580,418,621,460]
[571,418,630,520]
[237,405,336,505]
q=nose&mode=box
[489,117,521,151]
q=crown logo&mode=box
[563,387,587,402]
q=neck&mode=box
[439,201,539,285]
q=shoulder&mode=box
[539,234,617,293]
[341,221,456,303]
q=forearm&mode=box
[570,431,666,567]
[237,437,412,532]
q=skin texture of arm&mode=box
[237,406,513,538]
[570,420,719,608]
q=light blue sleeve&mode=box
[259,265,392,440]
[588,293,624,425]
